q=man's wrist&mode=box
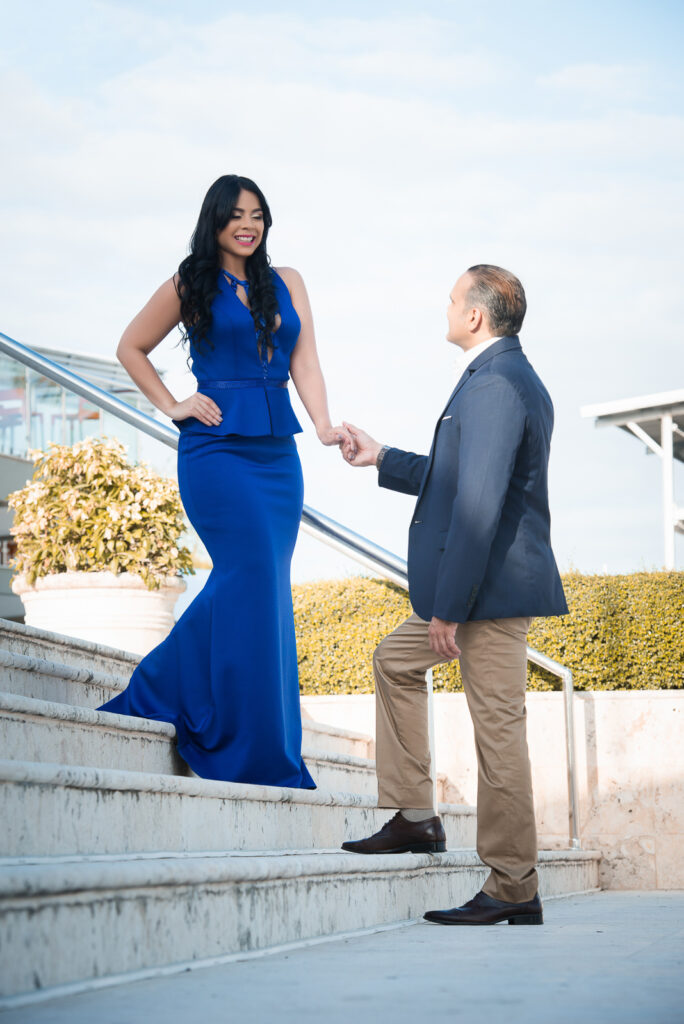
[375,445,390,470]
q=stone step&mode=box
[0,692,377,793]
[0,649,375,759]
[0,623,373,757]
[0,759,477,857]
[301,717,374,760]
[0,846,601,1005]
[0,618,138,680]
[0,646,130,708]
[305,748,377,795]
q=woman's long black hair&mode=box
[176,175,278,355]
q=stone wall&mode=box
[301,691,683,890]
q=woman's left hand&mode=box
[318,424,357,460]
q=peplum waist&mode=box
[173,378,303,438]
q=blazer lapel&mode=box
[440,364,476,415]
[415,336,522,504]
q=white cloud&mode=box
[539,62,649,102]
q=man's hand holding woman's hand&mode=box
[318,424,356,461]
[340,422,382,466]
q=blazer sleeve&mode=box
[432,377,526,622]
[378,447,428,496]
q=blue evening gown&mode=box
[98,268,315,789]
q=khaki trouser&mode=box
[373,612,538,903]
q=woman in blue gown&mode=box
[98,175,354,788]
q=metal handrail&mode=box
[0,330,581,848]
[526,650,581,850]
[0,333,178,448]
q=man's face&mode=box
[446,273,472,348]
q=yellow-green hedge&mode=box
[293,572,683,694]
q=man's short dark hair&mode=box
[465,265,527,336]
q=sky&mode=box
[2,0,683,584]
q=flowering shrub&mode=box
[8,437,194,590]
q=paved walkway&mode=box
[3,891,683,1023]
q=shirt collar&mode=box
[454,335,503,377]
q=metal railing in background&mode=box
[526,650,581,849]
[0,330,581,849]
[0,333,176,450]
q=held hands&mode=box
[168,393,223,427]
[317,424,356,461]
[340,422,382,467]
[428,618,461,660]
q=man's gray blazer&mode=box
[379,336,568,623]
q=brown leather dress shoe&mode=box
[424,889,543,925]
[341,811,447,854]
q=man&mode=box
[340,265,568,926]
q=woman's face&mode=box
[216,189,265,259]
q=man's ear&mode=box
[468,306,483,332]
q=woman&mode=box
[98,174,354,789]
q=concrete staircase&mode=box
[0,619,601,1008]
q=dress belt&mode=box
[197,379,288,389]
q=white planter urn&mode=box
[12,571,186,657]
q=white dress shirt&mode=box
[454,336,503,380]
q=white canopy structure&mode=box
[581,389,684,570]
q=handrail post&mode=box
[426,668,437,813]
[526,647,581,850]
[562,667,581,849]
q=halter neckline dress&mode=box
[98,267,315,789]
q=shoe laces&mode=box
[377,811,404,835]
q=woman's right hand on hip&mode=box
[167,393,223,426]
